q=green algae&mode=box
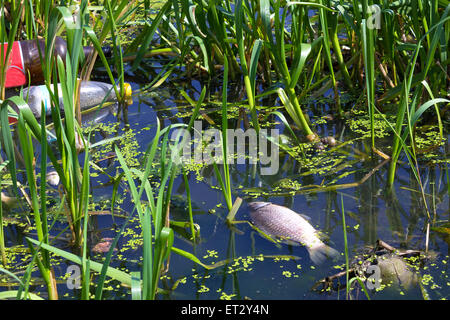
[347,109,394,140]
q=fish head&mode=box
[248,202,272,211]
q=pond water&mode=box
[1,72,449,300]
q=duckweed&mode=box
[347,109,394,139]
[219,291,237,300]
[197,284,210,293]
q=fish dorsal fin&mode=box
[249,202,272,211]
[299,213,311,221]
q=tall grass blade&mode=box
[361,19,375,150]
[235,0,260,132]
[131,1,171,71]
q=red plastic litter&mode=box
[1,41,27,88]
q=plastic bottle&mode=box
[19,81,132,118]
[1,37,99,88]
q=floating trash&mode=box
[18,81,132,118]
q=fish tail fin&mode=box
[308,244,340,265]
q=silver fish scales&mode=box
[249,202,339,264]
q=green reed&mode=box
[109,82,206,299]
[235,0,262,133]
[2,54,95,298]
[387,8,450,186]
[0,263,44,300]
[340,193,350,299]
[16,103,58,299]
[182,167,196,242]
[36,0,141,247]
[0,1,129,299]
[260,0,328,141]
[0,172,5,266]
[115,126,175,300]
[0,1,22,190]
[22,119,195,300]
[2,0,446,192]
[361,18,375,151]
[318,0,341,113]
[115,116,206,298]
[0,0,448,301]
[213,58,233,211]
[0,1,21,100]
[0,159,13,268]
[84,0,140,102]
[2,1,91,251]
[0,0,119,299]
[0,0,32,272]
[119,0,448,152]
[340,193,370,300]
[326,0,353,92]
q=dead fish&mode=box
[248,202,339,264]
